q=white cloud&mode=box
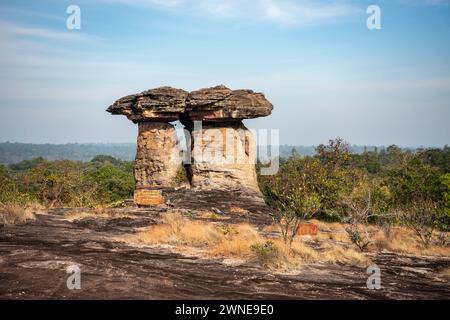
[0,20,97,42]
[260,0,357,26]
[99,0,360,26]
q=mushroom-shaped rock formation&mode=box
[107,85,273,206]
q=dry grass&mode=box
[131,213,449,270]
[135,212,371,269]
[317,230,350,243]
[321,243,371,267]
[0,203,35,225]
[262,224,281,233]
[138,212,222,246]
[250,239,369,268]
[372,227,450,257]
[208,224,264,258]
[137,212,263,256]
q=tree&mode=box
[440,173,450,231]
[387,156,442,206]
[86,163,134,203]
[315,137,351,169]
[341,174,377,251]
[399,197,439,248]
[261,157,322,246]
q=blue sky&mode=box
[0,0,449,146]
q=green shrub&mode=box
[251,241,279,267]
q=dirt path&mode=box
[0,207,449,300]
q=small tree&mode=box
[399,197,439,248]
[261,157,322,247]
[341,176,376,251]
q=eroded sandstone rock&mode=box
[106,85,273,206]
[185,85,273,122]
[189,121,260,194]
[107,87,188,122]
[134,122,182,190]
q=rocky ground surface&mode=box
[1,191,449,300]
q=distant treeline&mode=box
[0,142,136,164]
[0,142,432,164]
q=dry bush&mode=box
[249,239,320,269]
[250,240,285,267]
[0,203,35,225]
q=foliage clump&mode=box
[0,155,134,208]
[259,138,450,251]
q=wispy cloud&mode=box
[398,0,450,6]
[100,0,360,26]
[0,20,98,42]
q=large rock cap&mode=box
[106,85,272,122]
[186,85,273,121]
[106,86,188,122]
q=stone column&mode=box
[189,121,260,194]
[133,122,183,205]
[183,85,272,196]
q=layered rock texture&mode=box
[186,85,273,121]
[190,121,259,193]
[135,122,182,189]
[106,85,273,205]
[107,87,188,122]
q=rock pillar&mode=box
[134,122,183,205]
[189,121,259,194]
